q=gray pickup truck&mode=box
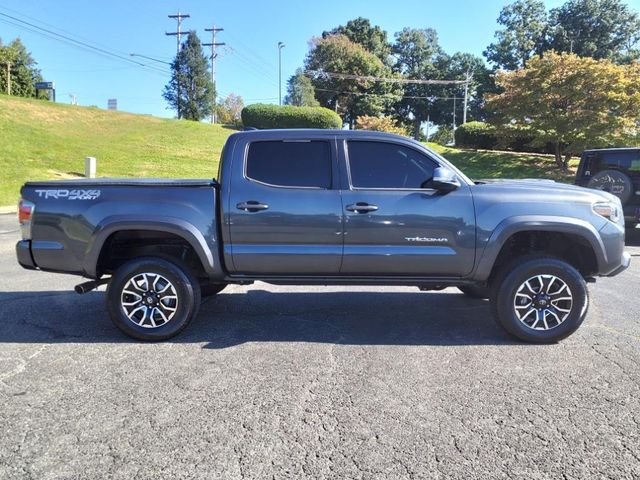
[16,129,630,343]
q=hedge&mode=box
[241,103,342,129]
[454,121,498,149]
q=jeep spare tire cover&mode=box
[587,169,632,205]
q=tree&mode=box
[323,17,391,64]
[163,31,214,121]
[484,0,548,69]
[487,52,640,170]
[284,68,319,107]
[216,93,244,125]
[546,0,640,63]
[391,28,443,138]
[305,35,400,127]
[0,38,44,98]
[421,52,495,136]
[355,115,408,135]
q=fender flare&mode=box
[472,215,607,281]
[83,215,218,278]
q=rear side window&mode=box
[601,151,640,170]
[347,141,436,189]
[246,140,332,188]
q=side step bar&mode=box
[75,278,110,294]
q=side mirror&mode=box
[430,167,460,192]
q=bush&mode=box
[430,126,454,146]
[241,103,342,129]
[355,115,408,136]
[454,122,498,149]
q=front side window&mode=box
[246,140,332,188]
[347,141,437,189]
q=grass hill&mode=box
[0,94,234,205]
[0,94,573,206]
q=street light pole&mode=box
[129,53,171,65]
[278,42,285,106]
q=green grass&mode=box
[428,144,578,183]
[0,94,576,205]
[0,94,233,205]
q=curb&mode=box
[0,205,16,215]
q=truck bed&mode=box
[24,178,217,187]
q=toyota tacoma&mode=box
[16,130,630,343]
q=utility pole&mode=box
[4,62,10,95]
[166,11,190,54]
[425,114,430,142]
[203,25,225,124]
[278,42,285,105]
[462,69,472,125]
[452,96,457,145]
[166,11,190,119]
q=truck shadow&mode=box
[0,288,519,347]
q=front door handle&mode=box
[346,202,379,213]
[236,200,269,212]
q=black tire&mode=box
[587,169,633,205]
[106,256,201,341]
[200,282,227,298]
[458,285,490,299]
[490,256,588,343]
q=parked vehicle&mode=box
[16,130,630,343]
[575,148,640,230]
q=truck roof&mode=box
[233,128,414,142]
[582,147,640,154]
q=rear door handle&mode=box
[236,200,269,212]
[346,202,379,213]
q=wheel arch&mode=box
[473,216,606,282]
[83,215,222,279]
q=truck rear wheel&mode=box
[490,257,588,343]
[106,257,201,341]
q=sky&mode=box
[1,0,638,118]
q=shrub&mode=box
[241,103,342,129]
[454,122,498,149]
[355,115,408,136]
[430,126,454,146]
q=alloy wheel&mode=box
[121,272,179,328]
[513,274,573,331]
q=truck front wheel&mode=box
[106,257,201,341]
[491,257,588,343]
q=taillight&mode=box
[18,199,35,240]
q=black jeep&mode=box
[576,148,640,230]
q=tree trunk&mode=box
[553,142,567,171]
[413,117,421,140]
[563,153,571,171]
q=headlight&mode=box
[592,202,620,222]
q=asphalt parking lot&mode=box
[1,213,639,479]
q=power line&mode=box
[224,45,279,84]
[0,11,167,75]
[314,87,464,101]
[223,31,275,72]
[0,4,137,60]
[306,70,469,85]
[221,49,279,88]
